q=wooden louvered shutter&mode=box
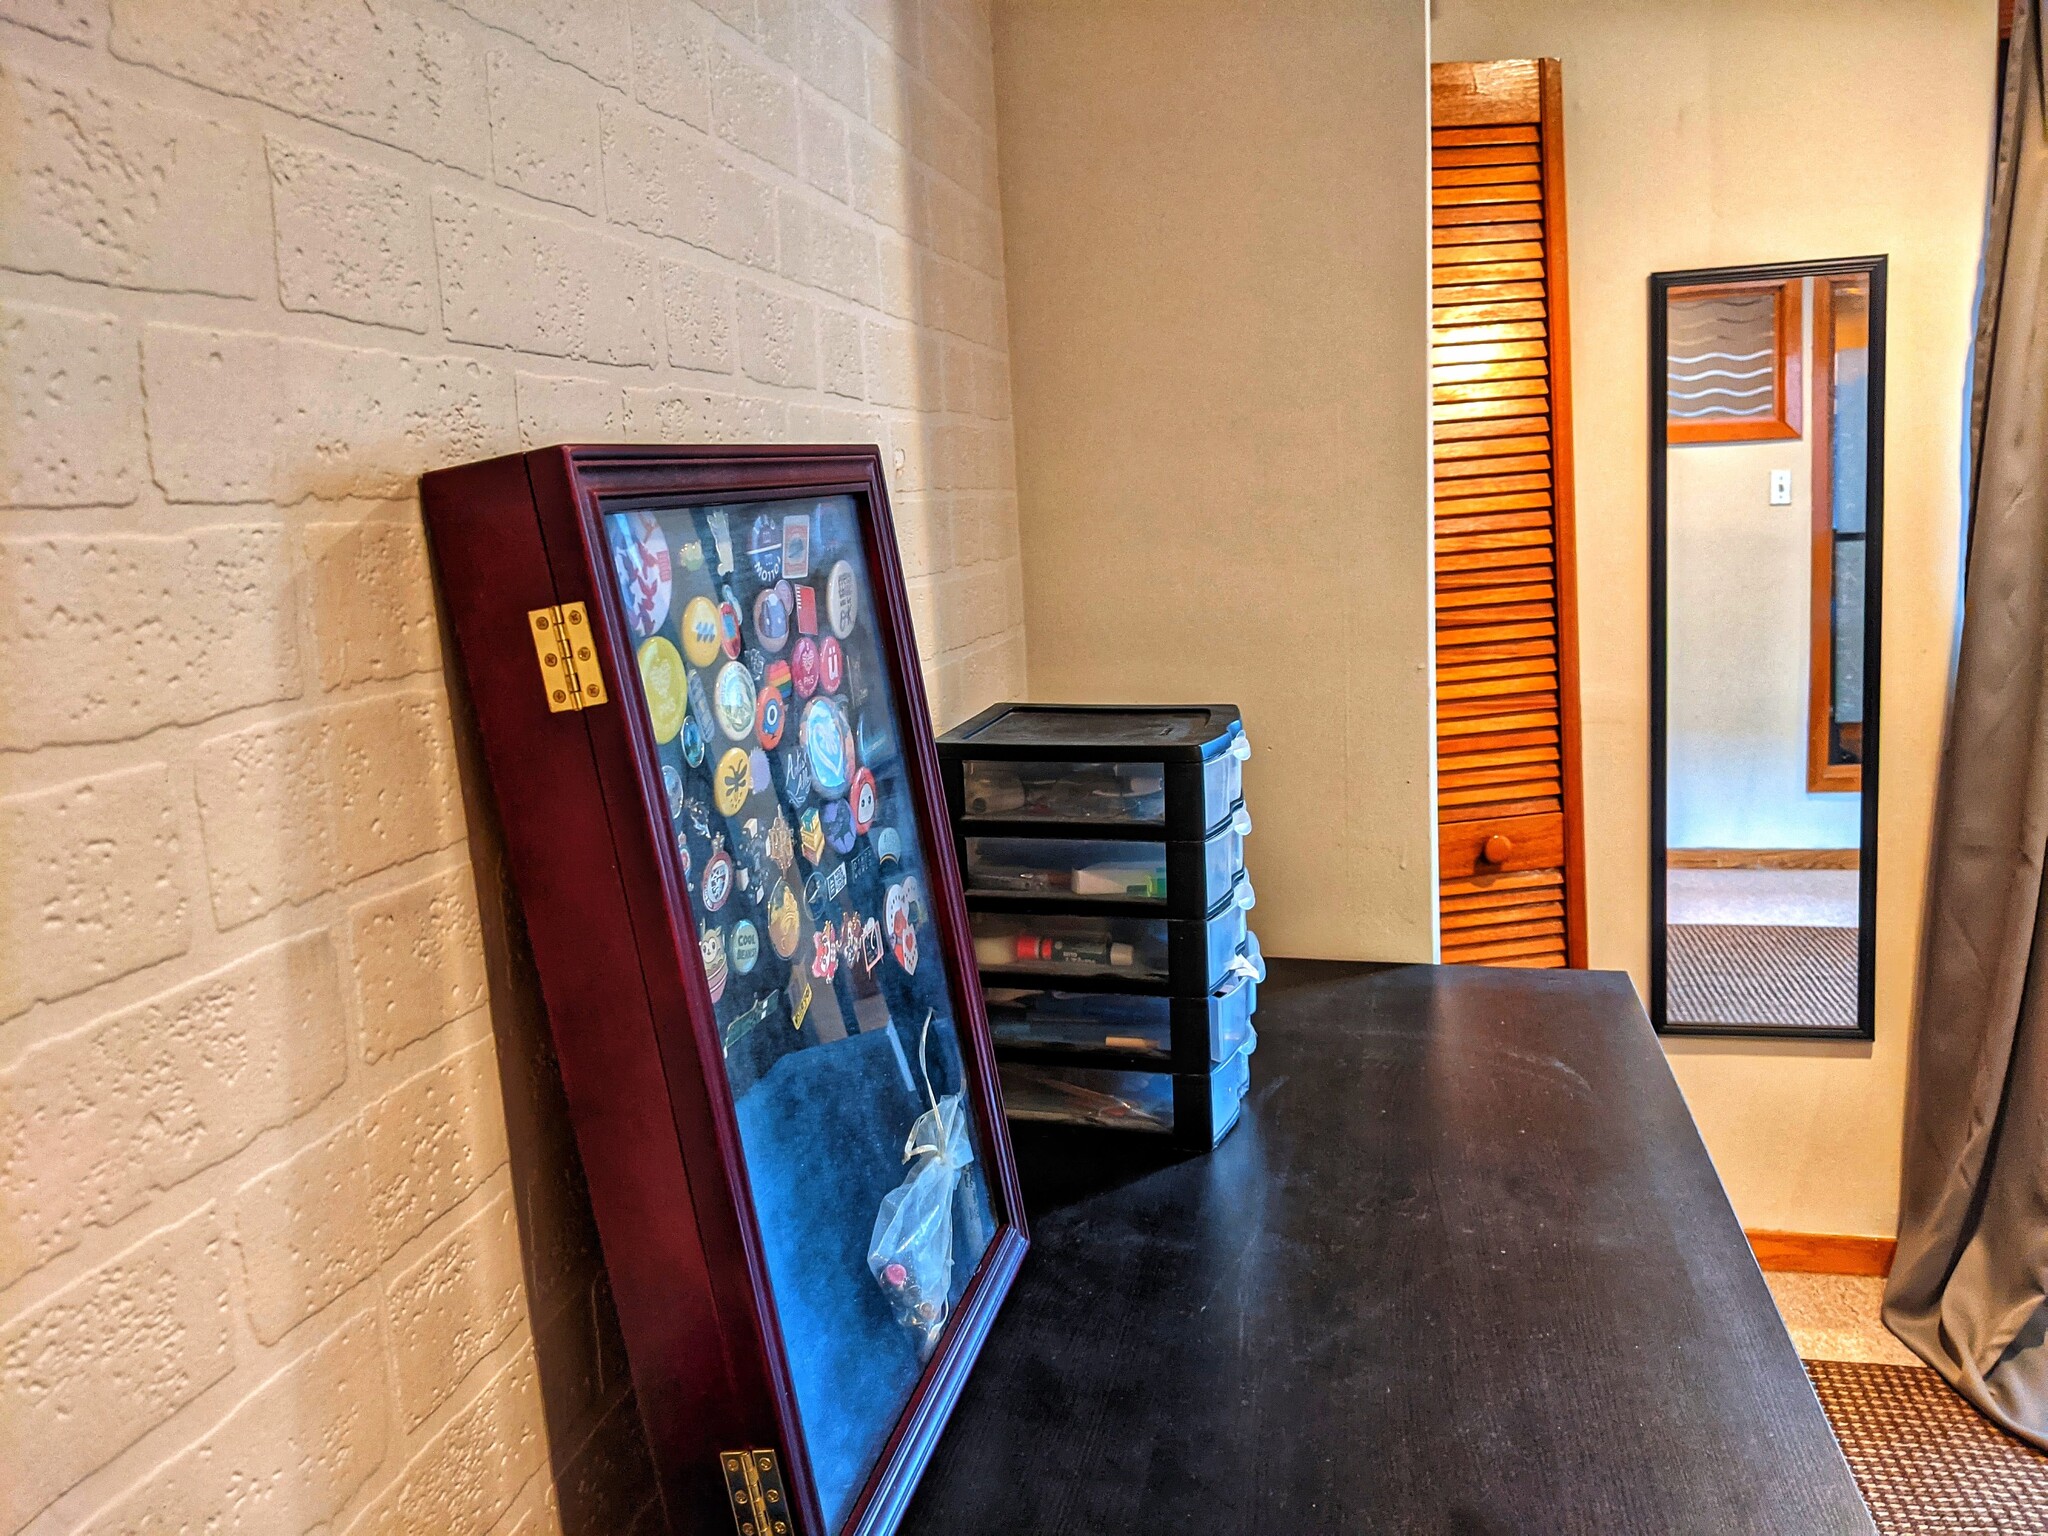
[1431,59,1587,969]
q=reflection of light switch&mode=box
[1769,469,1794,505]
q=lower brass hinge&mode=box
[721,1447,792,1536]
[527,602,607,712]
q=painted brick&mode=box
[921,3,994,123]
[695,0,760,42]
[486,47,602,215]
[434,190,660,366]
[736,279,818,388]
[142,326,517,503]
[864,319,919,408]
[3,0,99,44]
[109,0,488,173]
[362,1037,513,1265]
[350,864,489,1061]
[709,37,799,176]
[845,0,917,65]
[964,195,1006,279]
[0,527,302,750]
[889,416,934,492]
[385,1188,525,1426]
[0,1207,235,1534]
[849,125,914,231]
[234,1036,509,1342]
[905,69,983,194]
[659,257,735,373]
[0,62,266,297]
[0,301,144,508]
[514,371,621,447]
[801,92,851,202]
[305,515,442,690]
[627,0,710,129]
[902,574,944,654]
[453,0,629,90]
[799,2,869,115]
[876,231,921,320]
[889,494,946,579]
[781,190,881,306]
[864,36,911,143]
[230,1117,377,1344]
[925,250,998,346]
[787,402,885,446]
[76,1307,388,1536]
[343,1348,545,1536]
[0,932,345,1290]
[821,308,863,398]
[0,763,189,1022]
[193,692,462,926]
[621,384,788,442]
[269,136,433,331]
[921,170,973,266]
[941,334,977,416]
[600,101,777,270]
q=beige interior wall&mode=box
[1432,0,1997,1236]
[992,0,1439,962]
[0,2,1021,1532]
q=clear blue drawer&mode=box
[997,1038,1254,1147]
[985,965,1258,1071]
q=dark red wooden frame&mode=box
[420,444,1028,1536]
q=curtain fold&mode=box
[1883,0,2048,1448]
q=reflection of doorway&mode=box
[1649,258,1886,1040]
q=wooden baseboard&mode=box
[1669,848,1860,870]
[1747,1229,1895,1276]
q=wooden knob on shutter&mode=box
[1483,834,1513,864]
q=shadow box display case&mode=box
[420,445,1027,1536]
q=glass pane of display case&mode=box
[604,493,995,1532]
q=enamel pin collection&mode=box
[609,495,946,1095]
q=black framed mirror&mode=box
[1649,256,1886,1039]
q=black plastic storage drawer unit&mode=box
[940,704,1260,1149]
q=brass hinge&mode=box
[721,1447,792,1536]
[527,602,607,712]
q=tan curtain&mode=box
[1883,0,2048,1446]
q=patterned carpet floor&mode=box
[1667,922,1858,1029]
[1807,1360,2048,1533]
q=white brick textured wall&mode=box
[0,1,1024,1531]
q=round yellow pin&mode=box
[680,593,722,669]
[714,746,753,817]
[636,636,687,743]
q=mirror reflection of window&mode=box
[1813,276,1869,790]
[1653,260,1882,1040]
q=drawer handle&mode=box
[1232,806,1253,836]
[1230,733,1253,763]
[1483,834,1514,864]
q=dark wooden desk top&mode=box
[901,961,1874,1535]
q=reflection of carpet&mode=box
[1666,923,1857,1029]
[1807,1360,2048,1534]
